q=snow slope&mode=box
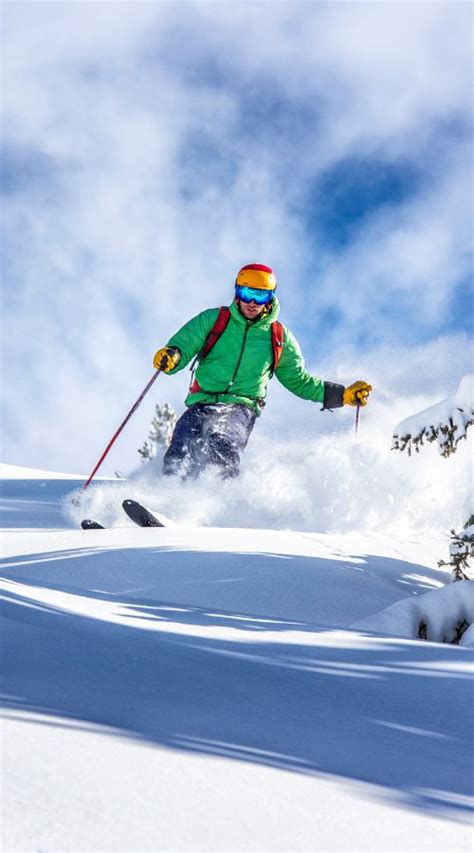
[1,468,473,852]
[0,462,86,479]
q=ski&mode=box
[81,501,167,530]
[81,519,105,530]
[122,499,166,528]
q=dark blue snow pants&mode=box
[163,403,257,479]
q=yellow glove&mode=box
[153,346,181,372]
[343,380,372,407]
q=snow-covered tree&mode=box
[392,375,473,582]
[392,374,473,458]
[138,403,177,463]
[438,516,474,583]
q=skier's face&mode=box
[238,299,266,320]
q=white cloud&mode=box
[308,146,473,337]
[1,1,472,471]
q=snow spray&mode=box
[73,370,161,504]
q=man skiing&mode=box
[153,263,372,479]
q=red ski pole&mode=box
[76,369,161,499]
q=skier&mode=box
[153,263,372,479]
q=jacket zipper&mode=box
[224,322,250,393]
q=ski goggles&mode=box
[235,285,274,305]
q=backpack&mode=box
[189,306,284,396]
[200,306,284,371]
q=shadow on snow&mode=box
[1,545,472,822]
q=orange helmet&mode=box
[235,263,277,291]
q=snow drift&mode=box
[354,581,474,646]
[2,466,474,851]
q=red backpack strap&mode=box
[189,306,231,395]
[200,306,231,360]
[271,321,284,373]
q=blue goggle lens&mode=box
[235,285,274,305]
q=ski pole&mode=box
[355,402,361,435]
[76,369,161,498]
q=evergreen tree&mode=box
[392,374,473,458]
[438,516,474,582]
[138,403,177,463]
[392,375,473,581]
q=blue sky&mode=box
[1,1,473,473]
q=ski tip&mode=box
[122,499,165,527]
[81,519,104,530]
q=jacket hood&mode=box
[229,296,280,329]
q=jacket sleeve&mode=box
[275,328,344,409]
[164,308,220,374]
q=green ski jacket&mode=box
[166,297,343,415]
